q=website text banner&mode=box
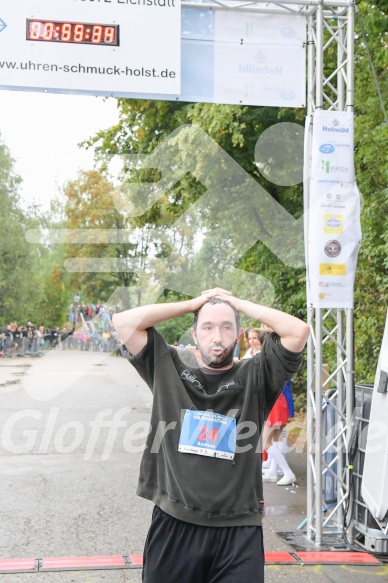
[0,0,181,94]
[305,111,362,309]
[0,7,304,107]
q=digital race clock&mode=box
[26,19,120,46]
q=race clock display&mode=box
[26,19,120,46]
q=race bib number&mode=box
[178,410,236,460]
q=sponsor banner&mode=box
[213,42,305,107]
[213,12,305,107]
[305,111,362,308]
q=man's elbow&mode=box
[112,313,123,336]
[296,323,311,348]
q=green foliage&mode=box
[352,1,388,381]
[0,139,43,325]
[63,169,140,301]
[154,291,194,345]
[0,137,75,328]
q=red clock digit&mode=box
[104,27,115,44]
[29,21,41,40]
[43,22,54,41]
[74,24,84,43]
[92,25,103,44]
[61,23,71,42]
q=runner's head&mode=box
[192,298,242,370]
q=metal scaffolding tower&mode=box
[305,1,356,546]
[181,0,357,546]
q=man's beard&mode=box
[197,340,237,369]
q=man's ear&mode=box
[191,327,197,345]
[237,327,244,341]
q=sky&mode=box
[0,89,120,212]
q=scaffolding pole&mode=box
[305,1,356,546]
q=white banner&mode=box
[214,12,305,108]
[305,111,362,308]
[0,0,181,94]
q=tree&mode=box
[0,138,44,325]
[63,169,167,305]
[352,1,388,380]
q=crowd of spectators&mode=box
[0,303,121,358]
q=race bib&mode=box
[178,410,236,460]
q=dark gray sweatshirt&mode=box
[128,327,303,527]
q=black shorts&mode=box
[142,506,265,583]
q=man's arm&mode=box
[203,289,310,353]
[112,287,309,356]
[112,289,232,356]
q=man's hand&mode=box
[201,288,233,299]
[188,288,233,314]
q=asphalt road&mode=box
[0,351,387,582]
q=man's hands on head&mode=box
[200,289,244,315]
[112,287,310,357]
[200,288,233,299]
[189,288,233,313]
[112,292,234,356]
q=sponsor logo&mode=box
[324,214,343,234]
[322,118,349,133]
[318,291,342,299]
[238,64,282,75]
[321,160,349,174]
[254,51,267,64]
[326,192,342,201]
[319,263,346,276]
[280,26,297,38]
[319,281,346,288]
[326,217,341,228]
[279,89,295,100]
[319,144,335,154]
[245,23,254,36]
[321,203,345,209]
[324,240,342,258]
[225,87,242,96]
[244,84,253,97]
[332,165,349,172]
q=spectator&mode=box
[50,327,60,349]
[242,327,266,359]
